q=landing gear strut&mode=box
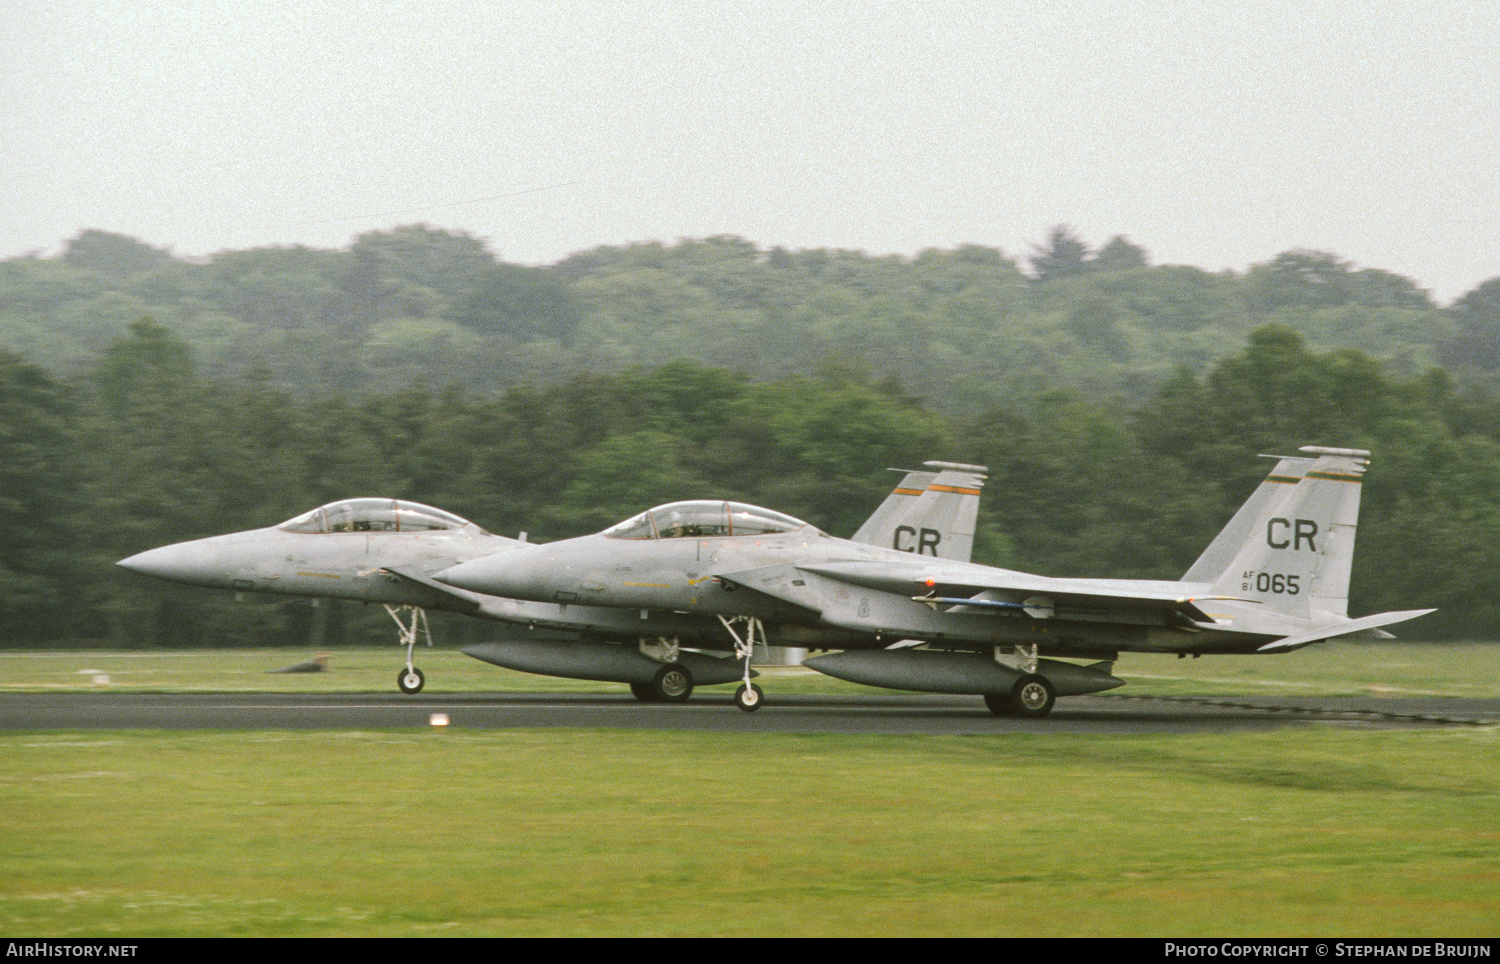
[386,604,431,695]
[718,615,765,712]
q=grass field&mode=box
[3,644,1498,937]
[4,639,1500,698]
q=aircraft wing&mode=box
[379,565,485,614]
[725,558,1218,627]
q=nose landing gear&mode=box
[386,604,432,694]
[718,615,766,713]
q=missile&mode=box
[913,592,1056,618]
[803,649,1123,696]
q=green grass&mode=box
[2,640,1498,698]
[2,729,1497,937]
[2,644,1498,936]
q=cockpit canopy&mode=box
[279,498,479,534]
[601,500,813,540]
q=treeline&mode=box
[5,227,1500,416]
[5,320,1500,647]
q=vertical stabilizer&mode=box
[851,461,987,562]
[851,469,936,546]
[1182,455,1314,581]
[1209,447,1369,620]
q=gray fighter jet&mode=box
[118,498,529,693]
[435,447,1433,716]
[117,463,986,702]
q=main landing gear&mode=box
[982,645,1057,718]
[628,638,696,703]
[982,676,1056,718]
[629,663,695,703]
[983,674,1056,718]
[387,604,431,694]
[718,615,765,712]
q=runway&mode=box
[2,690,1496,733]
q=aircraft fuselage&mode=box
[120,524,518,610]
[433,527,1267,656]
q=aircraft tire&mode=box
[1009,674,1055,718]
[629,682,659,702]
[652,664,694,703]
[398,667,425,695]
[734,683,764,713]
[983,692,1014,716]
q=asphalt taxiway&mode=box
[1,691,1495,733]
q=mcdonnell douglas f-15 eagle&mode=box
[117,463,986,702]
[435,447,1433,715]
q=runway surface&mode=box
[2,691,1496,734]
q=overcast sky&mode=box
[4,1,1497,302]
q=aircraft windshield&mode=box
[278,499,476,534]
[601,501,811,539]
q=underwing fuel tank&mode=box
[462,640,752,686]
[802,649,1124,696]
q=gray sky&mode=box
[4,1,1497,302]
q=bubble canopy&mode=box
[601,500,814,540]
[278,498,479,534]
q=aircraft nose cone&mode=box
[117,540,235,588]
[118,545,187,580]
[436,553,549,600]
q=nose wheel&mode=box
[734,683,764,712]
[398,667,426,694]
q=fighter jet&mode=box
[118,498,527,693]
[116,463,987,701]
[435,447,1434,716]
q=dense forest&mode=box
[9,225,1500,411]
[4,226,1500,646]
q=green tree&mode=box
[1438,277,1500,372]
[201,246,348,331]
[1092,235,1149,272]
[1347,268,1433,310]
[62,230,175,276]
[91,317,194,418]
[1066,294,1129,358]
[0,351,85,636]
[972,393,1219,578]
[1028,225,1093,283]
[549,430,706,534]
[1244,250,1354,312]
[347,225,499,296]
[453,264,581,341]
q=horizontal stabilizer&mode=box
[1256,609,1436,652]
